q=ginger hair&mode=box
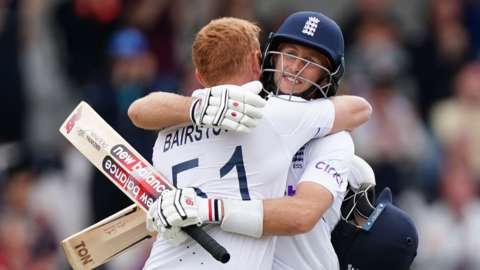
[192,17,261,86]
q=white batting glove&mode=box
[147,188,224,230]
[189,80,266,132]
[160,226,190,246]
[348,155,376,191]
[146,212,190,245]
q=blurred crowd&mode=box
[0,0,479,269]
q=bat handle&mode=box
[182,225,230,263]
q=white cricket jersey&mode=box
[144,96,335,270]
[273,131,353,270]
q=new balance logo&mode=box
[302,17,320,36]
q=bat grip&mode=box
[182,225,230,263]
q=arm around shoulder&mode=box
[220,182,333,238]
[330,95,372,133]
[128,92,192,130]
[262,181,333,235]
[146,183,334,240]
[128,81,267,132]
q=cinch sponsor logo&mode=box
[65,106,82,134]
[315,161,344,185]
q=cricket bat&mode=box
[61,204,151,269]
[59,101,230,269]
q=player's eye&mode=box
[305,57,321,66]
[283,49,298,57]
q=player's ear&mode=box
[195,69,207,87]
[251,50,262,79]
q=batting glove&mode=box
[146,211,190,245]
[147,188,223,230]
[348,155,376,190]
[189,80,266,132]
[160,226,190,246]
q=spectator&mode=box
[413,158,480,270]
[431,61,480,180]
[409,0,473,123]
[83,27,163,222]
[346,16,413,98]
[126,0,181,92]
[54,0,122,88]
[0,153,57,270]
[0,0,26,143]
[340,0,398,48]
[346,16,435,196]
[352,78,434,196]
[464,0,480,57]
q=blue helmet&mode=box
[261,11,345,99]
[332,188,418,270]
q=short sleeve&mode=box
[297,132,353,199]
[264,97,335,155]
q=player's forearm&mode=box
[221,182,333,237]
[147,184,332,239]
[330,95,372,133]
[221,197,327,237]
[263,184,332,235]
[262,196,323,235]
[128,92,192,130]
[129,82,266,132]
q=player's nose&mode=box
[287,58,306,74]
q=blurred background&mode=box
[0,0,479,269]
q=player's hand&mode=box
[147,188,223,232]
[348,155,376,190]
[161,226,190,246]
[190,80,267,132]
[146,211,190,245]
[146,208,190,246]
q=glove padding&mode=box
[146,212,189,245]
[190,80,266,132]
[146,188,223,244]
[347,155,376,190]
[147,188,204,230]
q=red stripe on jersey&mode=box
[208,199,213,222]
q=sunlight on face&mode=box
[273,43,331,95]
